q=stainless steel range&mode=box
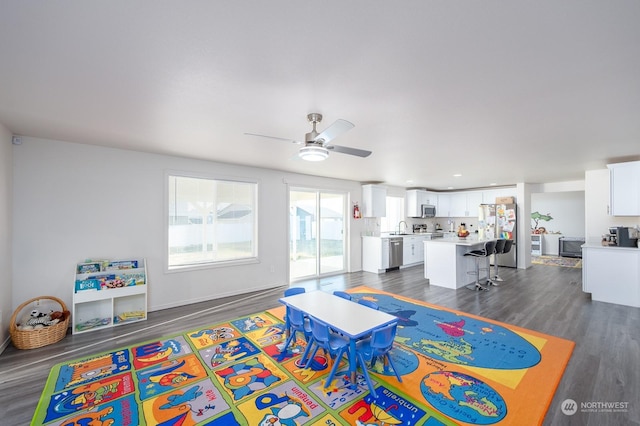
[413,224,443,239]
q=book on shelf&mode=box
[75,279,101,292]
[76,262,104,274]
[106,260,139,270]
[76,259,141,274]
[75,259,146,292]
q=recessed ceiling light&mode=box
[406,179,414,184]
[489,183,497,186]
[447,186,454,190]
[453,173,462,177]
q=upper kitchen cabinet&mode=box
[466,191,483,215]
[449,193,467,217]
[438,191,483,217]
[406,189,427,218]
[362,184,387,217]
[426,191,439,207]
[437,193,451,217]
[608,161,640,216]
[406,189,438,218]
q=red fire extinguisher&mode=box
[353,203,361,219]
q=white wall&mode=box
[12,137,365,314]
[0,124,12,352]
[531,191,585,236]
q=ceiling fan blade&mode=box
[244,133,302,144]
[326,144,372,158]
[314,119,354,143]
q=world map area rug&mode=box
[32,286,574,425]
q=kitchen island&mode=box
[424,236,495,289]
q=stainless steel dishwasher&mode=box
[389,237,403,269]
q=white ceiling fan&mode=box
[245,113,372,161]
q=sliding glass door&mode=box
[289,188,346,280]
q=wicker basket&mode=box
[9,296,70,350]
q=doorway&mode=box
[289,188,347,281]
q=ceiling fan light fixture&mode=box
[299,146,329,161]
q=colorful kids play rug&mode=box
[32,287,574,425]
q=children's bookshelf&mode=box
[72,258,148,334]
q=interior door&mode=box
[289,188,346,281]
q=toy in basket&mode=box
[10,296,70,350]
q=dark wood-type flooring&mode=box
[1,263,638,425]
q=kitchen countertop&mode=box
[365,233,444,238]
[582,242,640,251]
[424,234,494,246]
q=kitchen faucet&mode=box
[398,221,408,234]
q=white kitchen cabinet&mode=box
[72,258,147,334]
[434,188,516,218]
[362,184,387,217]
[362,236,389,273]
[441,191,483,217]
[608,161,640,216]
[437,193,451,217]
[406,189,439,218]
[466,191,483,216]
[406,189,428,218]
[449,193,467,217]
[403,236,425,265]
[425,191,439,208]
[582,244,640,307]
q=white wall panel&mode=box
[12,137,363,312]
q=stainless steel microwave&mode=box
[421,204,436,218]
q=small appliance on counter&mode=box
[602,231,617,246]
[617,227,639,247]
[413,224,428,233]
[605,227,639,247]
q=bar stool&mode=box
[464,240,497,291]
[488,239,506,286]
[493,239,513,283]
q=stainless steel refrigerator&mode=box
[478,203,517,267]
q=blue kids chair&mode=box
[358,298,379,310]
[301,316,350,387]
[333,290,352,300]
[278,304,312,361]
[355,322,403,397]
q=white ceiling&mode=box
[1,1,639,190]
